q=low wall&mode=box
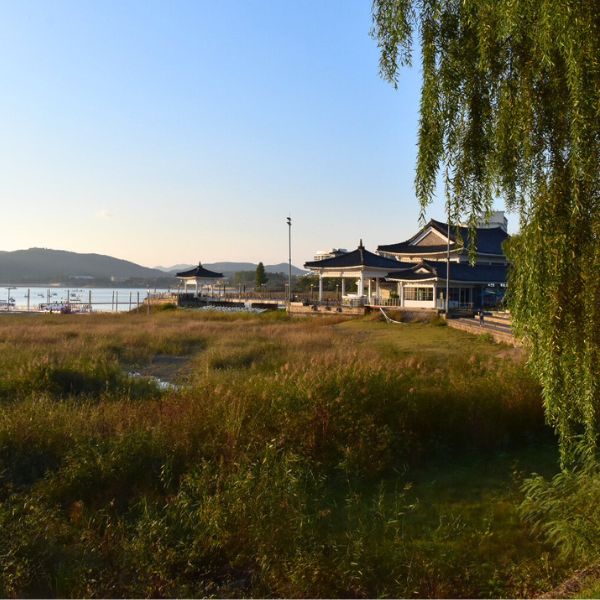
[177,298,246,309]
[288,302,365,317]
[447,318,521,347]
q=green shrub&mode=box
[521,459,600,562]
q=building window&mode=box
[404,287,433,301]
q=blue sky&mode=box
[1,0,482,267]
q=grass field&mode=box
[0,309,573,597]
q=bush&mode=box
[521,459,600,562]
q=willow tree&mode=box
[372,0,600,467]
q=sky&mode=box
[0,0,504,268]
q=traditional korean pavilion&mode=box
[377,212,510,310]
[377,215,509,264]
[303,240,406,303]
[385,260,508,310]
[306,211,510,310]
[176,263,224,297]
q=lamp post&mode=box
[310,283,314,301]
[445,210,450,315]
[286,216,292,304]
[336,283,339,303]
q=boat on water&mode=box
[39,302,91,314]
[0,299,16,310]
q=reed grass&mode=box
[0,311,565,597]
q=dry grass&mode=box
[0,310,564,598]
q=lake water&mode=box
[1,286,172,313]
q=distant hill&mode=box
[0,248,169,284]
[0,248,308,285]
[155,262,308,277]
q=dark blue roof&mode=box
[304,242,405,270]
[378,219,509,256]
[176,263,224,278]
[386,260,508,284]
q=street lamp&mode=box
[310,283,314,301]
[286,216,292,304]
[336,283,339,302]
[445,206,450,315]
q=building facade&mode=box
[305,212,510,311]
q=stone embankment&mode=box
[447,312,519,346]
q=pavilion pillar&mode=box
[195,278,200,298]
[358,272,364,297]
[399,283,405,307]
[341,278,345,297]
[367,279,372,302]
[318,274,323,302]
[375,277,380,303]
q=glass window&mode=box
[404,287,433,301]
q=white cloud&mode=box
[95,209,113,220]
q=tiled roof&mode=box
[304,241,405,270]
[176,263,224,278]
[378,219,509,256]
[386,260,508,283]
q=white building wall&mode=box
[403,299,436,309]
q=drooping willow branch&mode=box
[372,0,600,467]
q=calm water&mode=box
[2,286,171,313]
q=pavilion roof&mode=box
[176,263,224,279]
[386,260,508,284]
[378,219,509,256]
[304,241,403,270]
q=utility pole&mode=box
[286,216,292,304]
[7,287,15,312]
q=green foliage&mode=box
[372,0,600,468]
[156,302,177,311]
[255,261,268,289]
[521,460,600,563]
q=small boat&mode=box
[40,302,90,314]
[0,299,16,310]
[40,302,68,313]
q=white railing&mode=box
[364,297,402,307]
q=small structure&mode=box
[176,262,224,297]
[304,240,405,303]
[386,260,508,310]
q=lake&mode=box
[1,286,172,313]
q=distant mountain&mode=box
[0,248,169,284]
[155,262,308,276]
